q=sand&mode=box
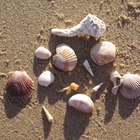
[0,0,140,140]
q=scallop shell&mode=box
[53,44,77,71]
[110,71,122,95]
[51,14,106,39]
[90,41,116,66]
[35,46,51,59]
[38,71,55,87]
[6,71,34,102]
[120,73,140,99]
[68,94,94,113]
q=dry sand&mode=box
[0,0,140,140]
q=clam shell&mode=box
[68,94,94,113]
[53,44,77,71]
[38,71,55,87]
[90,41,116,66]
[35,46,51,59]
[120,73,140,99]
[6,71,34,102]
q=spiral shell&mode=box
[38,71,55,87]
[90,41,116,66]
[53,44,77,71]
[120,73,140,99]
[35,46,51,59]
[68,94,94,113]
[6,71,34,102]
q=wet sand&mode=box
[0,0,140,140]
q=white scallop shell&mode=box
[90,41,116,66]
[120,73,140,99]
[68,94,94,113]
[38,71,55,87]
[53,44,77,71]
[51,14,106,39]
[35,46,51,59]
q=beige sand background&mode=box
[0,0,140,140]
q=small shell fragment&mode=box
[58,82,79,94]
[51,14,106,39]
[38,71,55,87]
[53,44,77,71]
[90,41,116,66]
[68,94,94,113]
[83,60,94,76]
[92,82,103,92]
[110,71,122,95]
[42,106,53,122]
[35,46,52,59]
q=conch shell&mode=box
[51,14,106,39]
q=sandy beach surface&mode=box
[0,0,140,140]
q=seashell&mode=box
[83,60,94,76]
[90,41,116,66]
[38,71,55,87]
[120,73,140,99]
[68,94,94,113]
[53,44,77,71]
[42,106,53,122]
[110,71,122,95]
[6,71,34,102]
[92,82,103,92]
[51,14,106,39]
[58,82,79,94]
[35,46,51,59]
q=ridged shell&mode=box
[35,46,51,59]
[38,71,55,87]
[53,44,77,71]
[68,94,94,113]
[6,71,34,102]
[90,41,116,66]
[120,73,140,99]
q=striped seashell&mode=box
[90,41,116,66]
[68,94,94,113]
[6,71,34,102]
[53,44,77,71]
[120,73,140,99]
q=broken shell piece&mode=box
[90,41,116,66]
[53,44,77,71]
[68,94,94,113]
[51,14,106,39]
[120,73,140,99]
[35,46,51,59]
[38,71,55,87]
[83,60,94,76]
[58,82,79,94]
[110,71,122,95]
[42,106,53,122]
[92,82,103,92]
[6,71,34,102]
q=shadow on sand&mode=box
[64,106,92,140]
